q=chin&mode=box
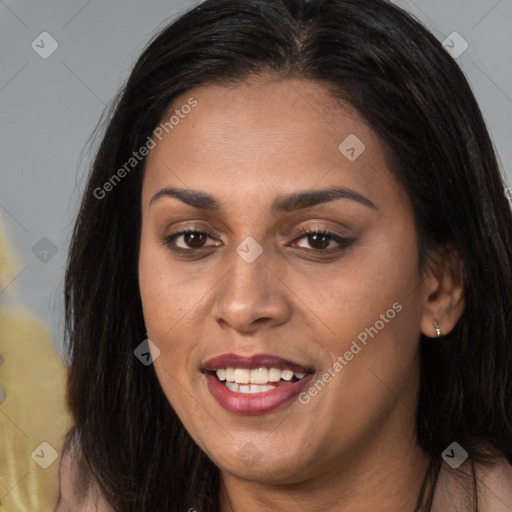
[208,441,314,484]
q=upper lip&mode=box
[202,353,313,374]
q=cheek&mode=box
[311,222,423,408]
[138,248,169,339]
[138,233,208,401]
[138,230,193,341]
[314,224,421,345]
[138,233,189,386]
[138,251,193,417]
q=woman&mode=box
[56,0,512,510]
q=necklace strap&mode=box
[413,455,442,512]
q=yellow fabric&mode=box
[0,311,72,511]
[0,219,72,511]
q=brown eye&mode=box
[300,232,332,250]
[181,231,207,248]
[293,228,353,252]
[164,229,221,251]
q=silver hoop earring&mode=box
[433,320,442,338]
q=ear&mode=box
[420,247,465,338]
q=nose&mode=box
[212,245,292,334]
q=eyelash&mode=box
[163,226,353,255]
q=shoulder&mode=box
[432,453,512,512]
[476,454,512,511]
[54,431,115,512]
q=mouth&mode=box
[201,353,315,415]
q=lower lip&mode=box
[204,372,315,415]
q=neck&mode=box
[218,408,432,511]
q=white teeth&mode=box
[250,368,269,384]
[234,368,250,384]
[281,370,294,381]
[255,384,276,392]
[268,368,282,382]
[239,384,251,394]
[225,381,239,392]
[213,366,308,388]
[225,382,277,394]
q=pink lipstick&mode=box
[202,353,314,415]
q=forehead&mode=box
[142,77,396,210]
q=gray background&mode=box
[1,0,511,356]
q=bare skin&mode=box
[137,76,466,511]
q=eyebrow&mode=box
[149,185,377,212]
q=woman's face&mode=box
[139,77,428,484]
